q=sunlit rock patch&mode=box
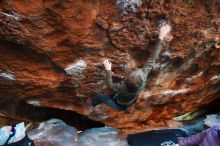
[0,69,16,81]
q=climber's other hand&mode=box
[103,59,112,71]
[159,20,172,41]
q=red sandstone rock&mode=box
[0,0,219,132]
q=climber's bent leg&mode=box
[91,94,102,106]
[94,92,125,111]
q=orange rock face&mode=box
[0,0,219,132]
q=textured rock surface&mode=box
[28,119,78,146]
[79,127,128,146]
[28,119,128,146]
[0,0,220,132]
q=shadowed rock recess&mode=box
[0,0,220,132]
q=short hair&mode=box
[125,69,144,90]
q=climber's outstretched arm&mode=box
[103,59,122,92]
[142,21,172,78]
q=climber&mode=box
[88,19,172,111]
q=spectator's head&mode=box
[125,69,144,91]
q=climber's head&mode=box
[125,69,144,91]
